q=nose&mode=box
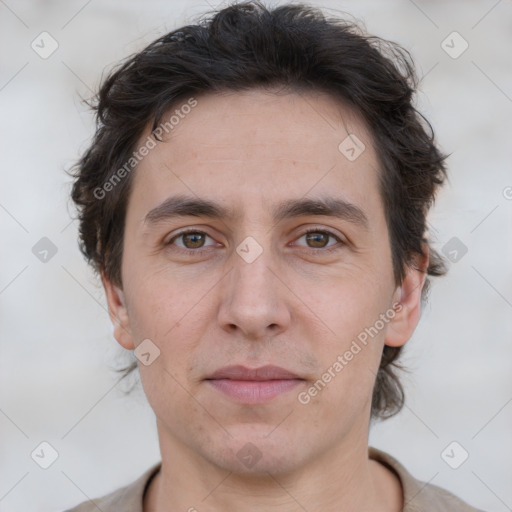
[216,245,291,340]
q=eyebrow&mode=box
[144,194,369,229]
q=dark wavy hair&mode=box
[70,1,448,419]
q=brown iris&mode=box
[305,232,330,248]
[182,232,206,249]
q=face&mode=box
[103,89,426,475]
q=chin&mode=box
[198,428,306,477]
[213,450,301,477]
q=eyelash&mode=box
[166,228,344,255]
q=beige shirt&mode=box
[64,447,485,511]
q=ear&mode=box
[101,271,135,350]
[385,245,429,348]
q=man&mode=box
[67,2,484,510]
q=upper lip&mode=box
[206,365,302,381]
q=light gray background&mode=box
[1,0,511,511]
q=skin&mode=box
[102,88,428,512]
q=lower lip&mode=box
[207,379,303,404]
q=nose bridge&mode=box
[217,234,290,337]
[230,237,277,309]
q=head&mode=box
[70,1,447,474]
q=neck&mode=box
[144,422,402,512]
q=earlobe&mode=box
[101,272,135,350]
[385,247,429,348]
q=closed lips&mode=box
[205,365,304,404]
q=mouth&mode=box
[205,365,305,404]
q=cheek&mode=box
[140,362,220,448]
[122,253,219,339]
[122,266,222,410]
[300,274,393,408]
[299,335,383,421]
[308,266,393,341]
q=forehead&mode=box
[153,88,374,160]
[129,88,383,223]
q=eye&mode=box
[167,230,218,252]
[293,228,344,252]
[165,228,344,255]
